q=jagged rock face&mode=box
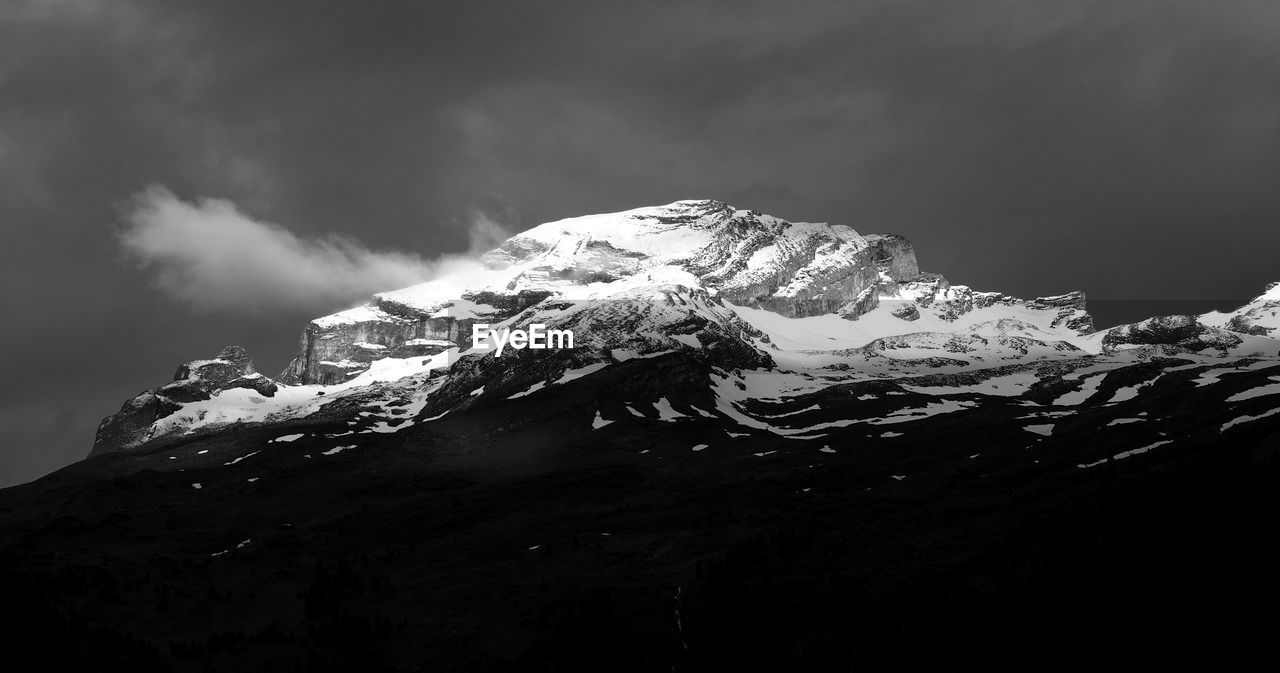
[872,277,1093,337]
[837,285,881,319]
[1226,315,1271,336]
[865,234,920,280]
[681,209,885,317]
[856,330,1084,362]
[93,347,276,455]
[1032,292,1094,333]
[1100,315,1243,353]
[280,312,467,385]
[278,290,568,385]
[891,303,921,321]
[92,392,182,456]
[166,346,274,396]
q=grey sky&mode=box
[2,0,1279,485]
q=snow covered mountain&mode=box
[19,200,1280,671]
[92,200,1280,462]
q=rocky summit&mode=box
[7,201,1280,672]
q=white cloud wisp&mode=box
[118,186,503,313]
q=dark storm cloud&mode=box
[3,0,1279,485]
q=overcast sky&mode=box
[2,0,1279,486]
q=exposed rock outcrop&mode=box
[871,276,1094,336]
[93,346,275,455]
[891,303,921,321]
[1031,292,1094,333]
[278,289,560,385]
[1099,315,1244,354]
[864,233,920,280]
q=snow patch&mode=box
[1226,377,1280,402]
[507,381,546,399]
[1053,373,1106,406]
[653,398,688,421]
[1193,360,1280,386]
[669,333,702,348]
[1107,377,1159,403]
[223,451,259,466]
[1221,406,1280,431]
[554,362,609,385]
[902,371,1040,398]
[1078,440,1174,468]
[758,404,821,419]
[866,399,977,425]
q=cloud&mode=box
[117,185,500,313]
[464,210,514,256]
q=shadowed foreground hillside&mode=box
[3,368,1278,671]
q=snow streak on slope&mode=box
[901,371,1041,397]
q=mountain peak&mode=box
[355,202,904,337]
[89,205,1280,459]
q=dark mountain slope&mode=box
[4,353,1279,671]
